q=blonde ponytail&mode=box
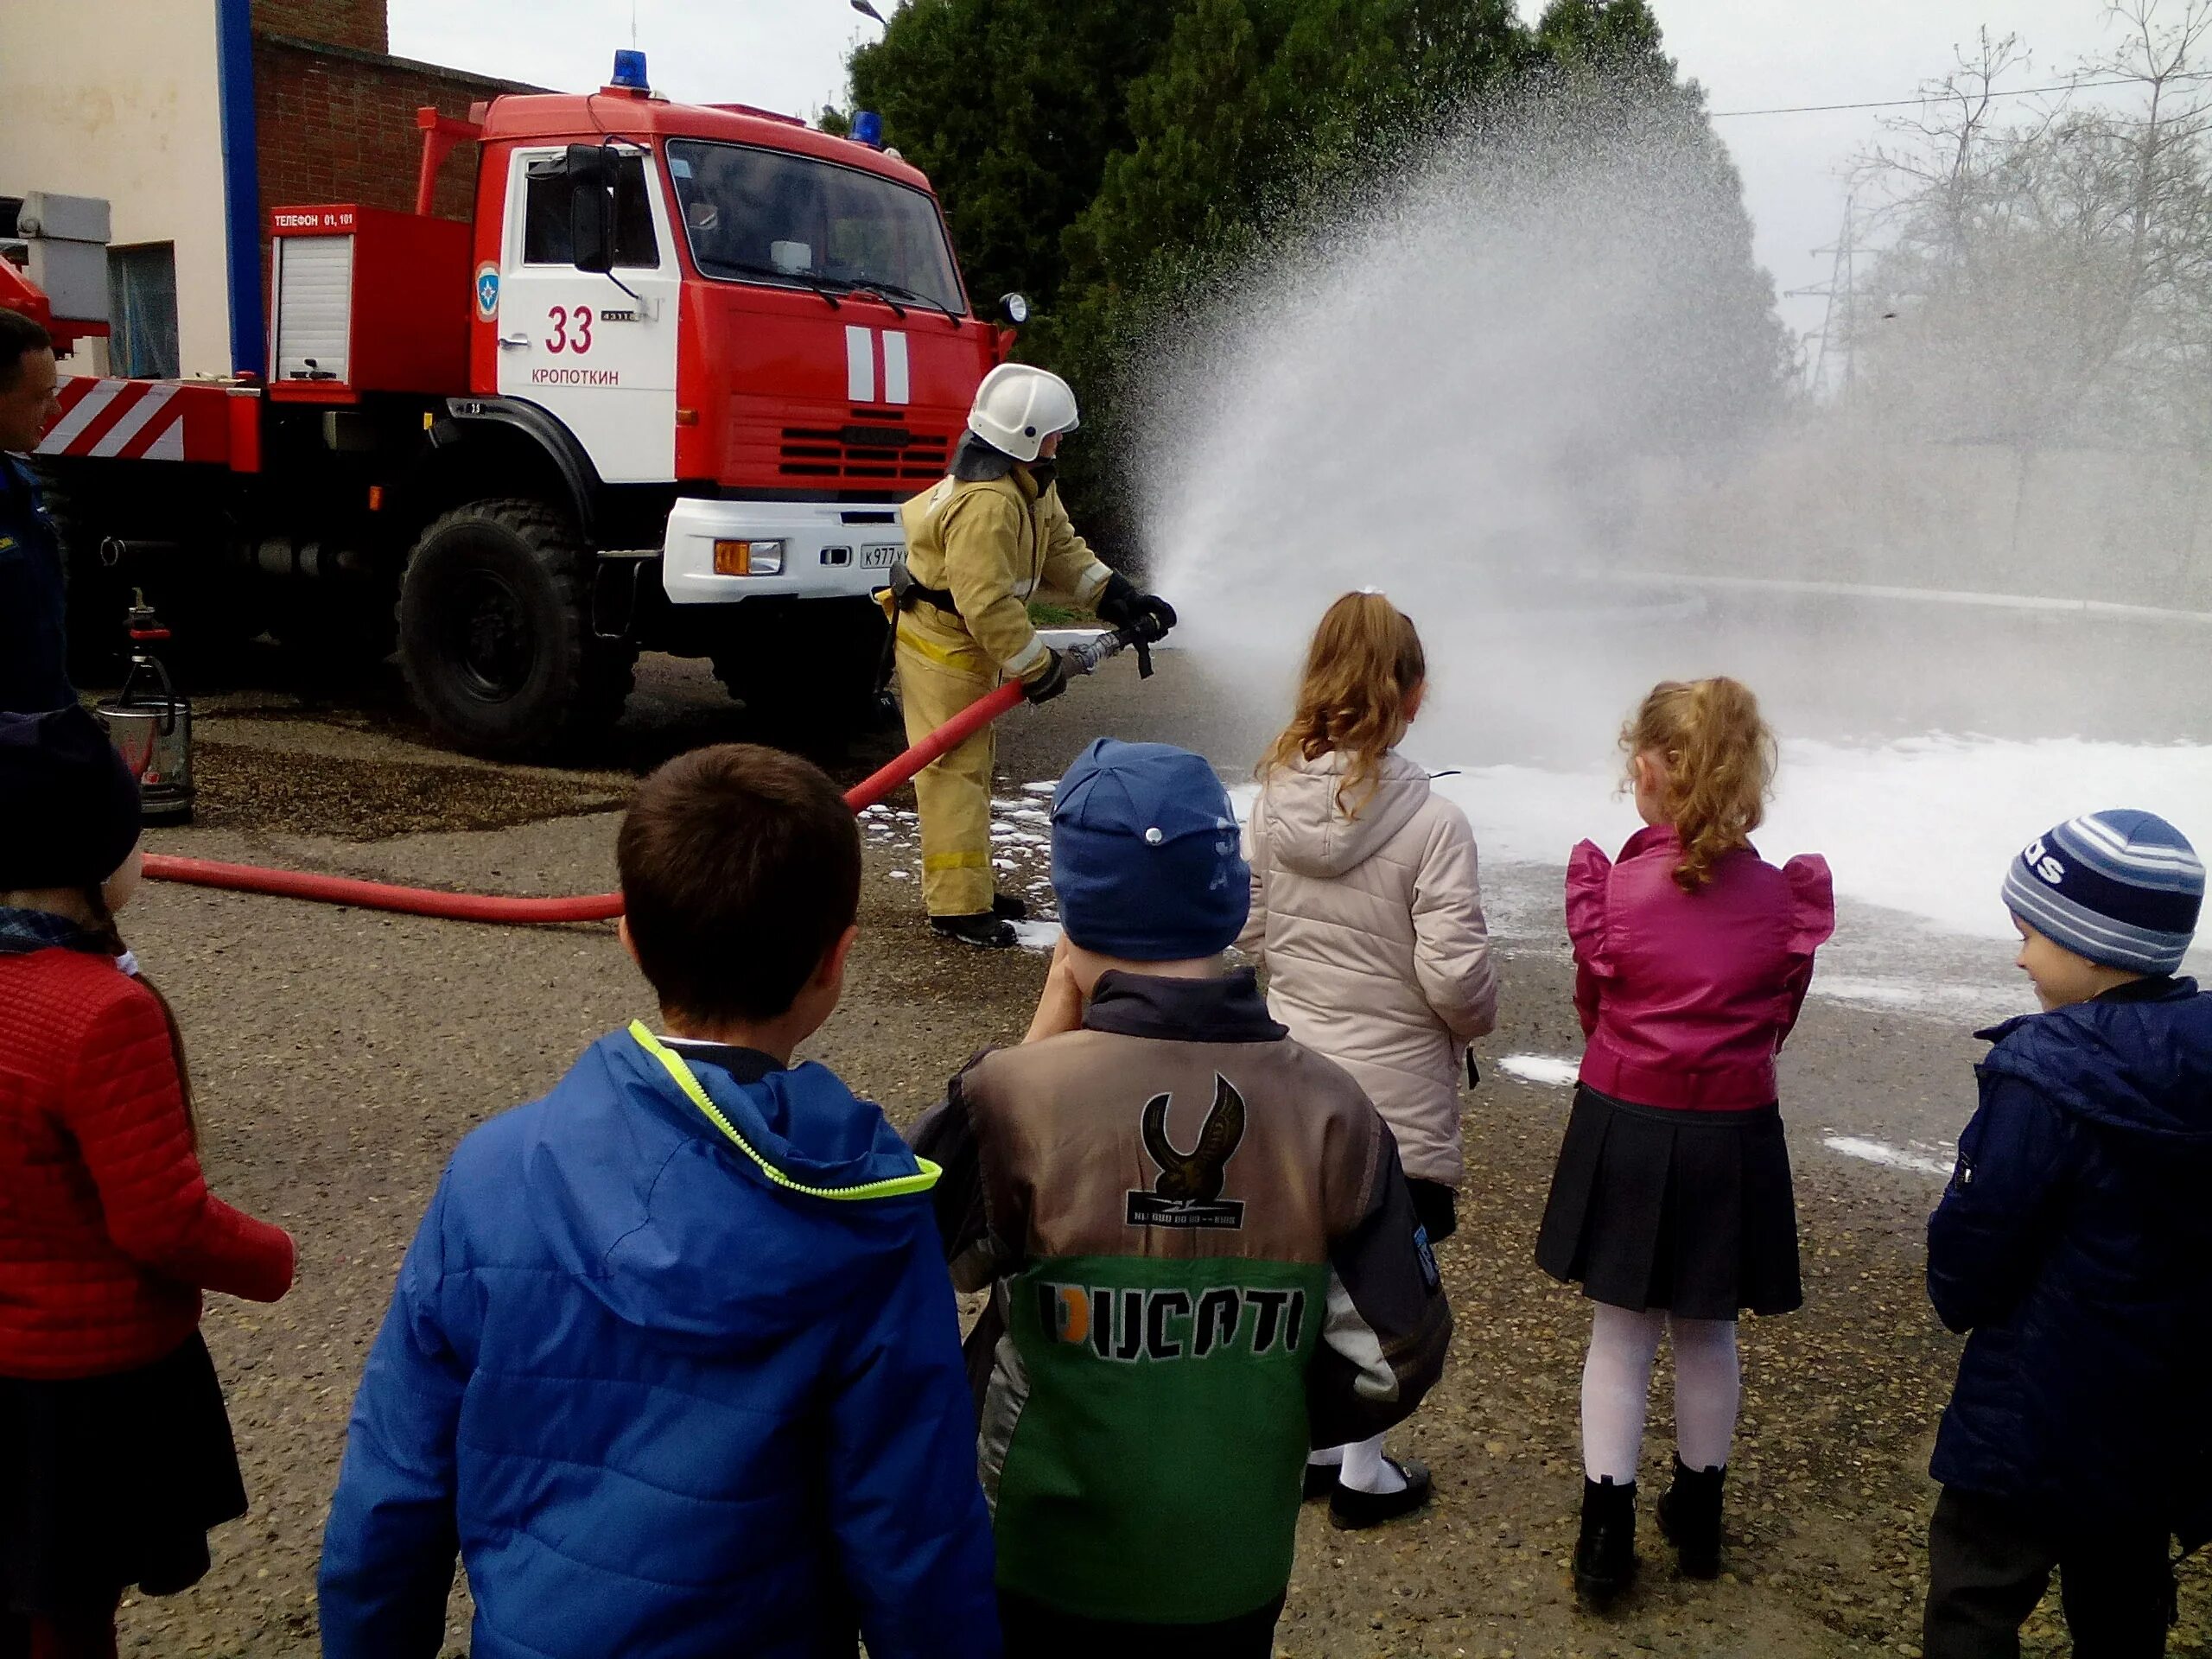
[1622,677,1777,892]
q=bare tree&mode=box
[1849,0,2212,462]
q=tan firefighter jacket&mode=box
[898,465,1113,682]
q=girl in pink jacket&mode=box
[1534,677,1833,1608]
[1241,591,1497,1530]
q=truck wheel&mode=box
[397,499,632,758]
[711,598,888,741]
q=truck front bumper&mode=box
[661,498,906,606]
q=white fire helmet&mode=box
[967,363,1080,463]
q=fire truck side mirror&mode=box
[566,143,617,275]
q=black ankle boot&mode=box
[1573,1476,1637,1609]
[990,892,1029,922]
[930,912,1017,949]
[1657,1456,1725,1579]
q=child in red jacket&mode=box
[0,708,296,1659]
[1533,678,1834,1608]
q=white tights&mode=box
[1580,1303,1740,1484]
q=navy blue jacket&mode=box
[1929,976,2212,1541]
[0,456,74,715]
[318,1026,1000,1659]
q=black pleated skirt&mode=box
[1534,1084,1802,1320]
[0,1333,248,1611]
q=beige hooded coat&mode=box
[1237,750,1497,1185]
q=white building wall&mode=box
[0,2,232,376]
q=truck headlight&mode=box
[713,538,785,576]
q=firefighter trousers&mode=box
[893,605,1001,918]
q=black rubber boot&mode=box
[990,891,1029,922]
[1657,1456,1725,1580]
[1573,1476,1638,1610]
[930,912,1017,949]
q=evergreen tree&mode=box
[848,0,1179,311]
[847,0,1787,556]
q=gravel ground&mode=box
[90,653,2211,1656]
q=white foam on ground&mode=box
[1822,1135,1955,1178]
[1010,919,1064,952]
[1414,735,2212,957]
[1497,1053,1581,1087]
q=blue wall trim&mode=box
[214,0,264,377]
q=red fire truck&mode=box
[15,53,1018,757]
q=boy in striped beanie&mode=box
[1922,810,2212,1658]
[2001,809,2203,1001]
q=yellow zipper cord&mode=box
[628,1023,940,1201]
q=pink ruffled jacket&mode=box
[1567,826,1836,1111]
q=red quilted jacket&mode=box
[0,945,295,1379]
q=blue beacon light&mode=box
[852,110,885,149]
[610,49,650,91]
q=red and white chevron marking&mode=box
[34,377,230,464]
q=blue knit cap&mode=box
[1051,739,1249,962]
[2003,810,2203,975]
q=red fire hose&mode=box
[142,632,1129,926]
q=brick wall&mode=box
[251,0,386,54]
[253,35,543,246]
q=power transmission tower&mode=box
[1787,196,1859,401]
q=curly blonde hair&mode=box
[1623,677,1777,893]
[1261,592,1427,820]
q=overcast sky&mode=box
[387,0,2138,358]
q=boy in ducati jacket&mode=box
[912,739,1452,1658]
[319,745,997,1659]
[1922,810,2212,1659]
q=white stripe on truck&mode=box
[35,378,127,454]
[89,382,178,457]
[845,325,874,403]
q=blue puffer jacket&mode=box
[1929,976,2212,1541]
[318,1026,1000,1658]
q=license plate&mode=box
[861,543,899,569]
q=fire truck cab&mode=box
[33,52,1013,756]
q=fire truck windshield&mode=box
[666,139,966,316]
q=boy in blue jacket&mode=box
[318,745,999,1659]
[1923,810,2212,1659]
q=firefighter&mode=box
[893,364,1176,948]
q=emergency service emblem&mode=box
[474,263,500,322]
[1127,1075,1246,1230]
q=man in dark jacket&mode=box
[319,745,998,1659]
[1923,810,2212,1659]
[0,308,73,714]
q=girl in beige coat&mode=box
[1240,591,1497,1529]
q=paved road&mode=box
[95,645,2198,1656]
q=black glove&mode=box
[1096,572,1178,644]
[1022,648,1069,704]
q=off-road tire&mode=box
[397,499,634,759]
[711,597,889,742]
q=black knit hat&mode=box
[0,707,143,890]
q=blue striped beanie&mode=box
[2002,810,2202,976]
